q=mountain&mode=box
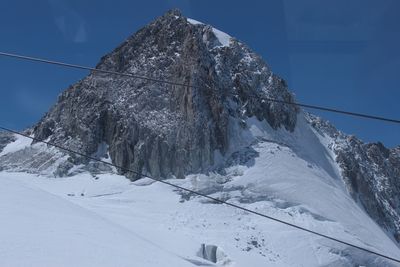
[0,9,399,266]
[31,9,297,180]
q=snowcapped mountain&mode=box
[0,9,399,267]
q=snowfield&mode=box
[1,116,400,267]
[0,173,200,267]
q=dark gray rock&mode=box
[31,9,298,180]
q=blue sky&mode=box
[0,0,399,147]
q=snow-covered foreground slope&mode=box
[1,117,400,267]
[0,173,204,267]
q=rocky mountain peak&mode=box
[31,9,298,179]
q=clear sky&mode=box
[0,0,399,147]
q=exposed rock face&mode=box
[308,114,400,243]
[32,9,297,179]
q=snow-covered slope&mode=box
[1,116,400,266]
[0,173,200,267]
[308,114,400,244]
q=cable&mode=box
[1,125,399,264]
[1,51,399,124]
[0,51,189,88]
[262,98,400,124]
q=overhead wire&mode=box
[0,51,399,124]
[0,125,399,264]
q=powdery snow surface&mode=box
[0,174,198,267]
[1,116,400,266]
[187,17,231,47]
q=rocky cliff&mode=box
[31,9,297,179]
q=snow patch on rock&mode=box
[188,17,231,47]
[212,28,231,47]
[187,18,203,25]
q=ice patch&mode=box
[197,244,231,265]
[212,28,231,47]
[187,18,203,25]
[93,142,113,164]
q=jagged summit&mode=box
[30,9,298,179]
